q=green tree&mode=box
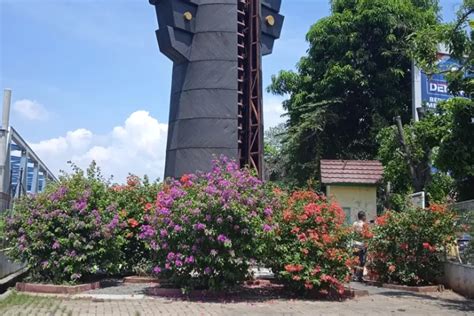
[264,123,288,183]
[268,0,439,185]
[410,0,473,200]
[376,109,454,209]
[436,98,474,200]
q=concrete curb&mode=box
[72,294,148,301]
[123,276,160,284]
[16,281,101,295]
[364,281,444,293]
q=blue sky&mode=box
[0,0,462,181]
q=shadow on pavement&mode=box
[377,290,474,313]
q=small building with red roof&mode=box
[320,160,384,224]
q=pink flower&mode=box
[263,224,273,232]
[194,223,206,230]
[217,234,229,243]
[264,208,273,217]
[167,252,176,261]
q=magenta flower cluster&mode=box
[5,172,124,285]
[139,156,280,290]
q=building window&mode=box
[342,207,351,224]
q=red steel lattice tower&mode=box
[238,0,264,178]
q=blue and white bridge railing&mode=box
[0,89,57,212]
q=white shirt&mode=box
[352,220,365,233]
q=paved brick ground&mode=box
[1,288,473,316]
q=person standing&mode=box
[353,211,368,282]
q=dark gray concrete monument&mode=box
[149,0,283,179]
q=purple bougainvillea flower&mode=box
[153,266,162,274]
[217,234,229,243]
[159,208,171,216]
[167,252,176,261]
[74,200,87,212]
[263,224,273,232]
[194,223,206,230]
[204,267,212,275]
[175,260,183,267]
[204,185,218,195]
[52,241,60,249]
[216,217,223,224]
[139,225,156,239]
[160,229,168,238]
[264,207,273,217]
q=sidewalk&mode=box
[1,282,473,316]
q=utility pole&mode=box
[395,116,423,192]
[0,89,12,211]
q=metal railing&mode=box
[0,89,57,212]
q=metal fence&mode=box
[0,89,57,213]
[453,200,474,265]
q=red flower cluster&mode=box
[422,242,436,252]
[428,204,446,213]
[376,213,391,226]
[321,274,345,295]
[126,175,140,188]
[284,264,304,273]
[304,203,322,217]
[368,204,456,286]
[180,174,191,186]
[275,189,353,295]
[128,218,139,228]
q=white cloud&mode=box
[30,111,168,183]
[30,105,286,183]
[263,95,287,129]
[13,99,49,121]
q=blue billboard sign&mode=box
[420,54,461,109]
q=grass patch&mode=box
[0,291,72,315]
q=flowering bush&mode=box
[368,204,456,285]
[270,190,354,295]
[5,163,124,284]
[110,175,161,274]
[140,157,282,291]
